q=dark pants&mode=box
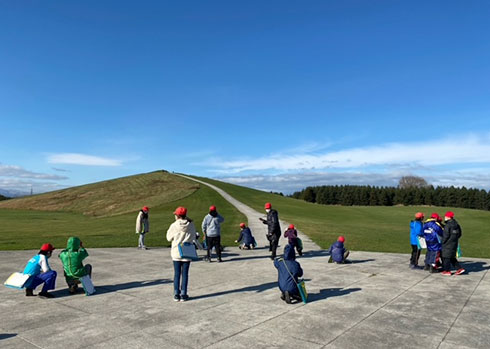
[26,270,57,292]
[173,260,190,296]
[269,234,279,258]
[206,236,221,260]
[66,264,92,288]
[410,245,421,266]
[442,257,461,272]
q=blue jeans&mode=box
[173,261,190,296]
[26,270,57,292]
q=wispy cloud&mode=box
[0,178,67,195]
[209,134,490,174]
[51,167,71,172]
[0,165,68,180]
[47,153,122,166]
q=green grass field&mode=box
[0,173,246,250]
[193,176,490,258]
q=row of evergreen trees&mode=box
[290,185,490,211]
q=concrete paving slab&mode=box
[1,178,490,348]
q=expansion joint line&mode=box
[321,272,432,348]
[436,268,489,349]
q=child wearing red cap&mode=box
[328,236,350,263]
[409,212,425,269]
[202,205,225,262]
[441,211,465,276]
[235,223,256,250]
[22,243,57,298]
[284,224,303,256]
[136,206,150,250]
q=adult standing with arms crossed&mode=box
[260,202,281,260]
[136,206,150,250]
[202,205,225,262]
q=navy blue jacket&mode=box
[274,245,303,295]
[328,241,346,263]
[237,227,254,246]
[423,219,443,251]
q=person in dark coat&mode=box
[259,202,281,260]
[273,244,303,304]
[327,236,350,263]
[284,224,303,256]
[441,211,465,276]
[235,223,256,249]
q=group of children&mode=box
[17,237,93,298]
[409,211,465,276]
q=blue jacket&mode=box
[274,245,303,295]
[202,212,224,237]
[328,241,346,263]
[423,219,443,251]
[237,227,254,246]
[410,220,424,245]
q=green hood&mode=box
[66,237,81,251]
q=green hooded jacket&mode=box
[59,237,89,279]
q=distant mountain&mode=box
[0,188,25,198]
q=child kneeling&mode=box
[273,244,303,304]
[328,236,350,263]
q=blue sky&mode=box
[1,1,490,195]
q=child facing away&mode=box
[273,244,303,304]
[235,223,256,249]
[59,237,93,294]
[423,213,444,273]
[409,212,425,269]
[284,224,303,256]
[328,236,350,264]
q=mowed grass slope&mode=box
[193,176,490,258]
[0,172,246,250]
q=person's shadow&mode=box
[459,261,490,274]
[307,287,362,302]
[51,279,171,297]
[0,334,17,340]
[191,281,277,301]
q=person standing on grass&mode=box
[136,206,150,250]
[409,212,425,269]
[202,205,225,262]
[441,211,465,276]
[260,202,281,260]
[23,243,57,298]
[167,206,197,302]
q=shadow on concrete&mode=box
[298,250,330,259]
[191,281,277,300]
[227,254,275,262]
[308,287,362,302]
[0,333,17,340]
[347,259,375,264]
[51,279,171,297]
[459,261,490,274]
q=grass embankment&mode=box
[0,172,245,250]
[193,176,490,258]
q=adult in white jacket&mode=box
[166,206,197,302]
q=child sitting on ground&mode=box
[284,224,303,256]
[328,236,350,263]
[235,223,256,249]
[273,244,303,304]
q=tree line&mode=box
[290,185,490,211]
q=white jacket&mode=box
[136,211,149,234]
[166,218,197,261]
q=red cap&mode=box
[445,211,455,219]
[240,223,246,228]
[142,206,149,212]
[430,213,440,220]
[40,243,55,252]
[415,212,424,219]
[338,236,345,243]
[209,205,217,211]
[264,202,272,209]
[173,206,187,216]
[289,224,295,229]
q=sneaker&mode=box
[69,284,78,294]
[180,295,189,302]
[284,291,291,304]
[424,265,430,271]
[25,288,35,297]
[455,268,466,275]
[173,295,181,302]
[280,293,285,301]
[441,271,452,276]
[38,291,55,298]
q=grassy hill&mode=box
[0,171,246,250]
[193,176,490,258]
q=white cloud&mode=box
[209,134,490,173]
[47,153,122,166]
[0,165,68,180]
